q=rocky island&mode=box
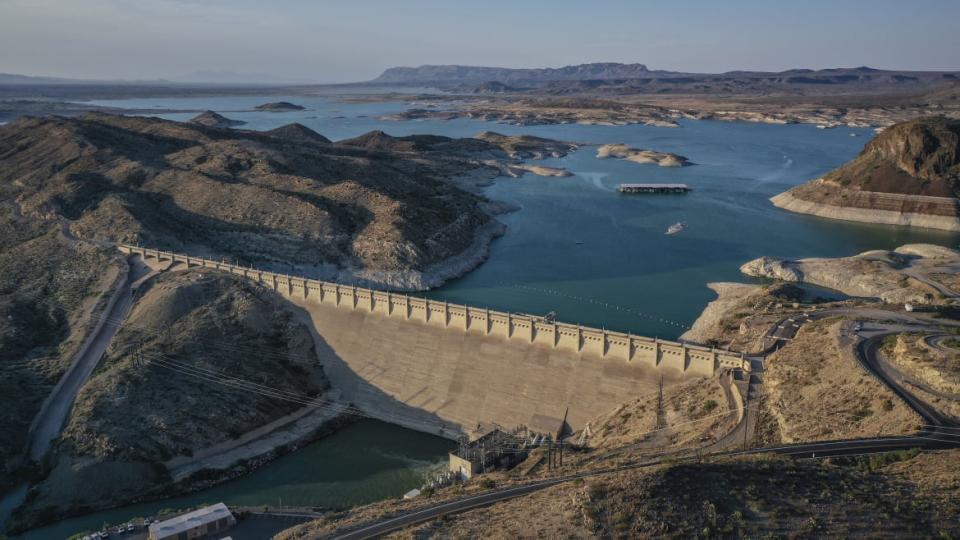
[596,143,691,167]
[253,101,305,112]
[189,110,245,128]
[771,116,960,230]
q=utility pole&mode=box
[655,375,665,430]
[742,376,752,451]
[547,439,552,471]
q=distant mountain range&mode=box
[372,63,662,84]
[370,63,960,89]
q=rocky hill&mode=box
[265,123,331,144]
[0,213,118,490]
[10,269,330,530]
[254,101,304,111]
[772,116,960,230]
[0,113,500,289]
[189,110,245,128]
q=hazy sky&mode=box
[2,0,959,83]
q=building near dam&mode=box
[121,246,747,439]
[148,502,235,540]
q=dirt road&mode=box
[27,256,151,461]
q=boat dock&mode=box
[617,183,691,194]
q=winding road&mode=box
[326,304,960,540]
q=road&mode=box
[329,427,960,540]
[27,255,151,461]
[328,304,960,540]
[855,330,958,429]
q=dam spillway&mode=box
[120,245,746,438]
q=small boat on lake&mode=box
[665,222,687,235]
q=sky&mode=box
[1,0,959,83]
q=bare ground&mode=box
[762,320,921,443]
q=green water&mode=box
[14,421,452,539]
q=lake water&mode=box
[14,420,452,539]
[19,94,955,538]
[87,94,960,338]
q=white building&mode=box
[148,502,236,540]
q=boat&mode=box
[665,222,687,235]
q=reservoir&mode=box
[88,94,960,339]
[18,94,954,537]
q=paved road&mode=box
[27,256,151,461]
[328,305,960,540]
[329,430,960,540]
[855,330,958,429]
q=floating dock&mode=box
[617,183,691,194]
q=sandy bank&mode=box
[771,191,960,232]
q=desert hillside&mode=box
[278,450,960,539]
[0,113,498,289]
[0,208,118,490]
[11,269,328,529]
[772,116,960,230]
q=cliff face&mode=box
[772,116,960,230]
[826,115,959,192]
[0,114,494,288]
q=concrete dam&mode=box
[121,246,747,438]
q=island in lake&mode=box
[254,101,306,111]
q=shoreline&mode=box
[771,191,960,232]
[8,413,359,535]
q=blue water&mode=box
[13,93,950,538]
[84,94,959,339]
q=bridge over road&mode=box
[120,245,747,438]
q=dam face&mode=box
[288,296,666,437]
[120,246,745,438]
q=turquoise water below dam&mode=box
[14,421,452,539]
[17,94,954,538]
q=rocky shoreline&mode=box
[771,191,960,232]
[335,218,508,291]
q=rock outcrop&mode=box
[254,101,305,111]
[265,122,332,144]
[771,116,960,230]
[189,110,245,128]
[596,144,691,167]
[740,244,960,303]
